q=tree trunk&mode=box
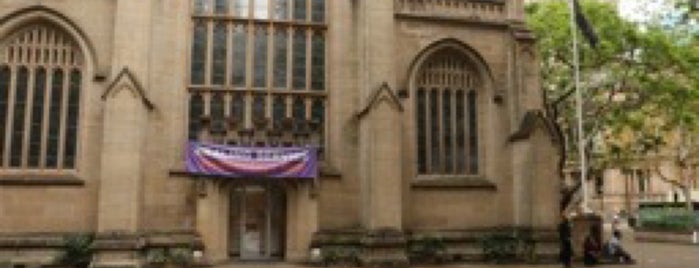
[681,185,693,213]
[624,172,631,216]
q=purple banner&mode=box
[185,142,317,179]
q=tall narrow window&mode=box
[254,27,269,88]
[46,69,63,168]
[292,29,306,90]
[311,31,324,91]
[273,28,288,89]
[311,0,325,22]
[254,0,270,19]
[415,48,479,175]
[211,23,227,85]
[28,68,46,167]
[293,0,307,21]
[231,24,247,87]
[293,97,305,130]
[252,94,267,121]
[0,66,10,164]
[194,0,210,14]
[429,90,439,172]
[416,89,427,173]
[232,0,249,17]
[273,96,286,128]
[455,90,465,173]
[188,94,204,140]
[0,24,85,171]
[191,21,207,85]
[9,67,28,167]
[468,90,478,173]
[443,90,453,173]
[273,0,289,20]
[231,93,245,124]
[311,99,324,126]
[211,93,225,131]
[215,0,228,14]
[63,70,81,168]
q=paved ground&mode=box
[216,229,699,268]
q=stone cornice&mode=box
[395,12,513,29]
[412,176,497,190]
[0,175,84,186]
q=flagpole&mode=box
[569,0,589,213]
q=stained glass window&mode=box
[188,0,326,153]
[416,49,479,175]
[254,27,269,88]
[292,28,306,90]
[9,67,28,167]
[212,23,227,85]
[0,24,84,171]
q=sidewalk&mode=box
[214,229,699,268]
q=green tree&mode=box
[526,0,699,213]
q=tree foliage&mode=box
[526,0,699,211]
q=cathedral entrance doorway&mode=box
[229,183,286,261]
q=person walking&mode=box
[558,214,573,268]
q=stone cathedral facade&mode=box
[0,0,560,267]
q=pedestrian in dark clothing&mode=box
[558,214,573,268]
[584,225,602,266]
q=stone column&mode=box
[285,184,319,262]
[195,180,229,262]
[510,27,541,228]
[356,0,407,266]
[93,1,153,267]
[509,29,561,260]
[93,82,149,268]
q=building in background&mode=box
[586,163,699,222]
[0,0,560,267]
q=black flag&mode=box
[572,0,599,48]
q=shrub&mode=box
[321,246,360,266]
[480,233,518,263]
[407,235,448,264]
[145,248,193,266]
[55,234,94,268]
[145,248,168,265]
[168,248,194,265]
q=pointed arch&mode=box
[0,7,90,171]
[408,38,495,97]
[0,6,98,72]
[410,39,493,176]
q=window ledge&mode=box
[0,175,84,186]
[412,175,496,190]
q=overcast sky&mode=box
[617,0,674,22]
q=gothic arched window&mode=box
[189,0,327,145]
[0,24,84,170]
[416,48,478,175]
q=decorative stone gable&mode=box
[357,82,404,119]
[102,67,154,110]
